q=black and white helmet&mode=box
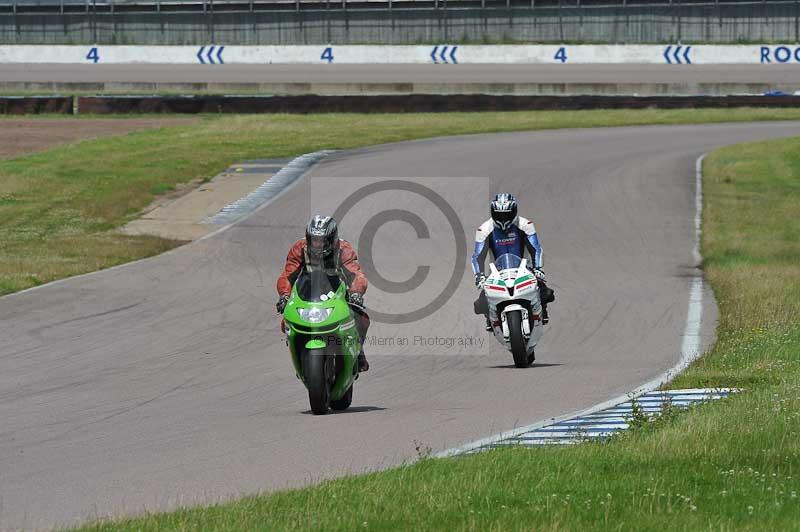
[490,193,518,230]
[305,215,339,259]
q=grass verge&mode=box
[4,108,800,297]
[73,132,800,530]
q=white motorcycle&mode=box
[481,253,544,368]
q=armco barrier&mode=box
[76,95,800,114]
[0,96,72,114]
[2,44,800,65]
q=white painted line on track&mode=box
[437,153,712,457]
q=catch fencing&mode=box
[0,0,799,44]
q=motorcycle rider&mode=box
[276,215,370,372]
[472,193,555,330]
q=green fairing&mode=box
[283,276,360,404]
[304,338,327,349]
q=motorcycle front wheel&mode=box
[305,348,331,415]
[507,311,531,368]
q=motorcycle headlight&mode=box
[297,307,333,323]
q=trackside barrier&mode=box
[4,45,800,65]
[0,96,72,114]
[73,95,800,114]
[4,94,800,114]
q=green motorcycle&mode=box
[283,268,361,415]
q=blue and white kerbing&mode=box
[457,388,738,451]
[204,150,335,226]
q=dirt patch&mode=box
[121,160,289,241]
[0,118,197,159]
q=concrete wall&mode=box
[1,4,799,45]
[5,44,800,64]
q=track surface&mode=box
[2,122,800,530]
[3,64,800,84]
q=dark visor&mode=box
[493,209,516,223]
[308,235,327,253]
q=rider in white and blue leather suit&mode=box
[472,193,554,329]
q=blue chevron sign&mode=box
[197,45,225,65]
[663,45,692,65]
[431,45,458,64]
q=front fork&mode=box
[500,305,531,340]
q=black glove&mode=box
[475,273,486,288]
[276,294,290,314]
[348,292,364,307]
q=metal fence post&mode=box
[623,0,628,44]
[343,0,348,44]
[92,0,97,43]
[443,0,448,42]
[209,0,214,44]
[12,0,18,43]
[388,0,393,45]
[326,0,331,46]
[61,0,67,38]
[157,0,163,40]
[506,0,510,40]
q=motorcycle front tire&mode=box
[305,349,331,415]
[507,311,531,368]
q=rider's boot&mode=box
[358,350,370,372]
[485,316,493,332]
[542,306,549,325]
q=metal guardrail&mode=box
[0,0,797,11]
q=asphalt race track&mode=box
[3,63,800,85]
[2,122,800,530]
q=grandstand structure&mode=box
[0,0,797,44]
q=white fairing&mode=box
[483,254,543,354]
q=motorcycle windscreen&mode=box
[295,269,342,302]
[492,253,523,273]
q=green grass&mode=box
[149,183,176,195]
[71,132,800,531]
[4,109,800,298]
